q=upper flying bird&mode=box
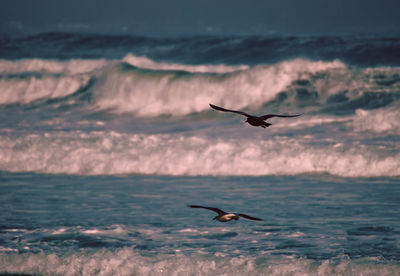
[209,104,301,128]
[188,205,263,222]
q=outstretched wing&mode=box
[209,104,251,117]
[237,213,263,221]
[188,205,226,215]
[260,114,302,120]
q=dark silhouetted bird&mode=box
[188,205,263,222]
[210,104,301,128]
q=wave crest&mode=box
[1,56,399,119]
[123,53,249,73]
[92,58,346,116]
[0,131,398,177]
[0,74,91,105]
[1,248,399,276]
[0,58,108,75]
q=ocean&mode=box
[0,33,399,275]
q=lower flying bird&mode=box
[209,103,301,128]
[188,205,263,222]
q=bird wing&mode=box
[237,213,263,221]
[260,114,302,120]
[188,205,226,215]
[209,104,251,117]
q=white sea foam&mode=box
[93,58,347,116]
[123,54,249,73]
[0,247,18,252]
[287,232,306,238]
[0,57,346,110]
[2,56,399,118]
[0,74,91,105]
[0,248,399,276]
[0,131,398,177]
[51,228,68,235]
[274,115,351,130]
[80,225,128,236]
[0,58,108,75]
[177,228,199,233]
[352,106,400,134]
[0,58,106,105]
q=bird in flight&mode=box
[209,103,302,128]
[188,205,263,222]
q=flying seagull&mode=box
[209,103,302,128]
[188,205,263,222]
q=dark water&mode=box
[2,33,400,67]
[0,33,399,275]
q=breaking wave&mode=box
[352,106,400,134]
[1,56,399,117]
[0,131,398,177]
[1,248,399,276]
[92,58,347,117]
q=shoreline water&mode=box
[0,33,399,275]
[1,173,400,275]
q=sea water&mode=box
[0,33,399,275]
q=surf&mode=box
[0,131,398,177]
[1,248,399,276]
[1,56,399,119]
